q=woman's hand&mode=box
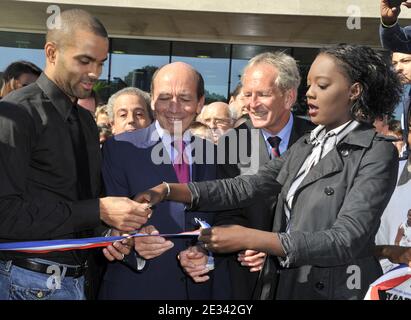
[199,225,252,253]
[133,183,168,208]
[377,245,411,266]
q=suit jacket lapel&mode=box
[288,119,300,149]
[156,152,178,183]
[154,137,180,183]
[192,138,216,182]
[288,116,313,149]
[281,140,313,189]
[191,151,200,182]
[259,130,271,164]
[142,124,179,184]
[294,146,344,194]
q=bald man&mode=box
[199,101,235,143]
[0,9,150,300]
[98,62,225,299]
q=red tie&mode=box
[172,140,190,183]
[267,136,282,158]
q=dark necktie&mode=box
[267,136,282,158]
[172,139,190,183]
[68,105,91,199]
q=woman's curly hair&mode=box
[320,45,402,124]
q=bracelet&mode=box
[381,18,398,28]
[162,181,171,200]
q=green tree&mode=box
[204,90,226,104]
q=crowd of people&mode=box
[1,0,411,300]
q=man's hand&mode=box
[178,245,211,283]
[134,183,168,208]
[381,0,411,26]
[134,225,174,259]
[238,250,266,272]
[199,225,251,253]
[103,229,133,262]
[99,197,151,232]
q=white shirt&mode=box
[155,120,193,180]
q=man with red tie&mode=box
[178,52,314,299]
[98,62,224,299]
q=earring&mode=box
[350,100,359,116]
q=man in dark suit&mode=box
[98,62,229,299]
[380,0,411,53]
[178,52,314,299]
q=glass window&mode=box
[0,31,110,81]
[292,47,319,116]
[0,31,327,115]
[110,38,170,94]
[171,41,231,103]
[0,31,45,73]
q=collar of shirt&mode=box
[309,119,359,146]
[154,120,193,165]
[36,73,77,121]
[261,113,294,156]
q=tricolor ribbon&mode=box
[0,218,211,254]
[364,264,411,300]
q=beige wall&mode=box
[2,0,411,47]
[13,0,411,17]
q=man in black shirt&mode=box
[0,9,150,300]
